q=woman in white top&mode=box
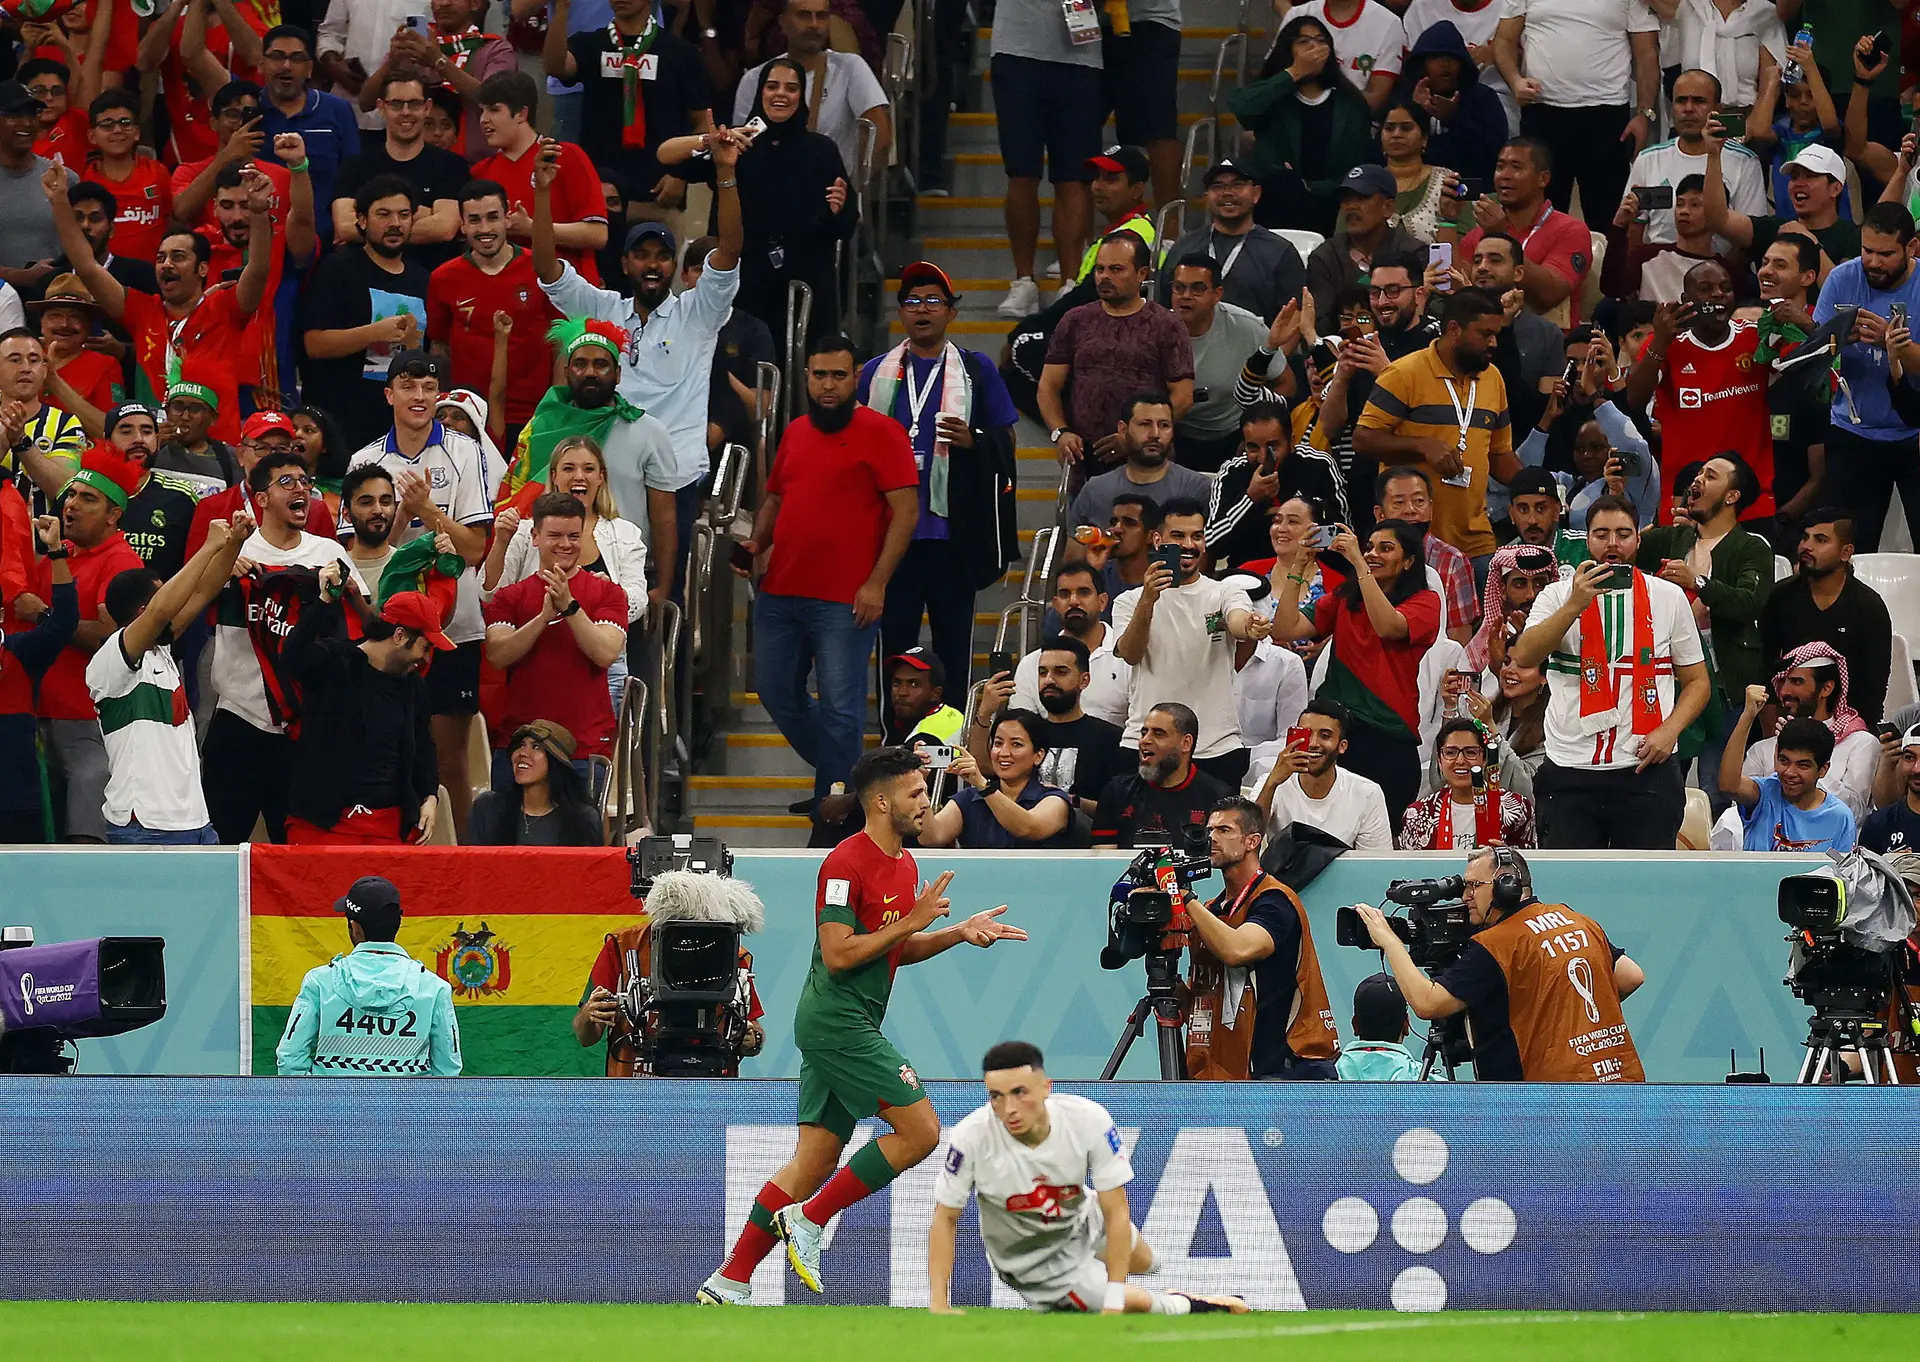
[481,436,649,712]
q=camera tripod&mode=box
[1101,948,1188,1080]
[1418,1013,1472,1081]
[1795,1009,1903,1085]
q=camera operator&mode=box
[1353,848,1647,1082]
[574,881,767,1078]
[1183,797,1338,1080]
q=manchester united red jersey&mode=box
[1645,320,1775,518]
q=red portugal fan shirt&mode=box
[122,285,251,442]
[1645,320,1775,518]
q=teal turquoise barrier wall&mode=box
[0,848,1828,1081]
[2,849,242,1074]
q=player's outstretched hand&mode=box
[908,870,954,929]
[957,905,1027,948]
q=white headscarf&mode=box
[437,389,505,500]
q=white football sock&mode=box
[1148,1292,1191,1315]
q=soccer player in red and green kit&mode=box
[699,746,1028,1304]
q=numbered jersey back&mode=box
[1477,903,1645,1083]
[310,955,450,1076]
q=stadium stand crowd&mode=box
[1,0,1919,888]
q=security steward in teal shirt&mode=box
[276,875,463,1076]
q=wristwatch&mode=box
[1049,426,1069,444]
[1636,106,1657,121]
[562,599,582,617]
[44,546,67,560]
[1693,573,1708,592]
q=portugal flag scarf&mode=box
[1576,568,1664,738]
[498,385,645,515]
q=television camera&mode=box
[618,835,761,1077]
[0,927,168,1075]
[1335,876,1479,1079]
[1098,835,1215,1080]
[1778,853,1919,1084]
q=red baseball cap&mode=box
[240,410,297,443]
[380,591,455,650]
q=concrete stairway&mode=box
[690,1,1264,846]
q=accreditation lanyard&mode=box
[1212,231,1248,281]
[904,356,944,448]
[1516,203,1555,253]
[1440,375,1478,453]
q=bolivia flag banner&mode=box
[248,846,638,1076]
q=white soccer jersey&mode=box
[934,1094,1133,1291]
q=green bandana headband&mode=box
[64,467,131,510]
[166,381,219,412]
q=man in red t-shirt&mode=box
[32,444,144,840]
[470,71,607,285]
[43,158,276,441]
[83,90,174,265]
[482,490,629,768]
[1624,259,1774,519]
[745,337,919,806]
[162,0,273,166]
[428,179,560,430]
[1458,137,1594,325]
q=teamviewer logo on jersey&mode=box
[1678,388,1704,409]
[1320,1128,1517,1312]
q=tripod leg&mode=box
[1101,998,1151,1081]
[1797,1043,1819,1084]
[1156,1009,1187,1081]
[1809,1046,1831,1085]
[1859,1047,1878,1085]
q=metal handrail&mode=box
[785,280,813,426]
[1021,523,1059,603]
[1210,33,1246,127]
[1180,117,1216,201]
[607,674,649,842]
[884,30,912,99]
[1152,200,1186,301]
[754,360,780,494]
[1237,0,1258,79]
[845,115,880,332]
[647,599,683,830]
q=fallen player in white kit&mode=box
[927,1040,1249,1315]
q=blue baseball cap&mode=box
[623,221,677,255]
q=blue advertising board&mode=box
[3,1078,1915,1310]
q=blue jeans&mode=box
[754,591,878,803]
[105,818,218,846]
[548,88,583,145]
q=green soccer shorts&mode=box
[795,1030,926,1139]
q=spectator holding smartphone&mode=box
[1398,716,1536,849]
[1268,519,1441,827]
[1112,499,1273,787]
[919,709,1075,850]
[1515,370,1659,532]
[1207,402,1346,570]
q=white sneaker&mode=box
[697,1270,750,1305]
[774,1204,826,1293]
[997,277,1041,319]
[1045,259,1062,279]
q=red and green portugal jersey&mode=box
[793,832,920,1047]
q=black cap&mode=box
[0,81,46,117]
[1202,159,1254,186]
[1351,972,1408,1040]
[335,876,403,932]
[1087,144,1150,184]
[1337,164,1398,200]
[1504,467,1561,503]
[886,645,946,688]
[386,348,449,387]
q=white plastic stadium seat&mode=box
[1888,632,1919,714]
[1677,786,1713,850]
[1774,554,1792,583]
[1848,553,1920,655]
[1276,228,1324,260]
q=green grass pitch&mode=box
[1,1303,1910,1361]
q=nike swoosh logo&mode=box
[883,895,899,904]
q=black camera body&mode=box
[1336,876,1476,970]
[619,837,759,1078]
[1779,871,1897,1016]
[1101,841,1212,971]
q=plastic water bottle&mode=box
[1784,25,1813,85]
